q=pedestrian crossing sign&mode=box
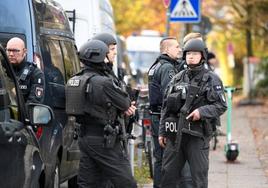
[170,0,201,23]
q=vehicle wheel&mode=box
[225,143,239,161]
[51,158,60,188]
[68,175,78,188]
[146,141,154,179]
[226,150,239,161]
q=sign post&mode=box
[169,0,201,23]
[163,0,170,8]
[163,0,171,36]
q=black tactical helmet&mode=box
[92,33,117,46]
[183,39,207,60]
[79,39,109,64]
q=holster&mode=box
[103,124,119,148]
[73,122,81,139]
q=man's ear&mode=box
[23,48,27,57]
[104,57,109,63]
[23,47,27,52]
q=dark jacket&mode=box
[148,54,180,112]
[13,60,45,104]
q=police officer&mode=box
[6,37,45,103]
[93,33,137,104]
[159,39,227,188]
[176,32,204,73]
[66,39,137,188]
[148,37,193,188]
[94,32,137,139]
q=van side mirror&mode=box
[27,103,54,125]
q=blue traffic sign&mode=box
[169,0,201,23]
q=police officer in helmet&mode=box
[93,32,138,140]
[159,39,227,188]
[92,32,117,71]
[6,37,45,103]
[93,33,137,104]
[66,39,137,188]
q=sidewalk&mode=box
[208,105,268,188]
[140,106,268,188]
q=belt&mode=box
[81,135,105,144]
[79,116,108,124]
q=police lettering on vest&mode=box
[66,70,96,116]
[165,119,177,133]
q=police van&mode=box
[0,0,80,187]
[54,0,122,76]
[54,0,116,49]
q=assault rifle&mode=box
[126,88,140,134]
[174,84,200,152]
[118,114,129,154]
[118,88,140,154]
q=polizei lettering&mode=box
[165,121,178,132]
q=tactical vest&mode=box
[165,68,210,137]
[66,69,118,123]
[166,71,188,114]
[148,56,177,111]
[66,70,96,116]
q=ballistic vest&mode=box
[66,69,117,122]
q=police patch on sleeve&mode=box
[35,87,44,98]
[168,70,176,79]
[213,85,222,91]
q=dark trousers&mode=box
[151,115,193,188]
[161,134,210,188]
[78,135,137,188]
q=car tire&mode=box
[68,175,78,188]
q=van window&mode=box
[0,53,18,121]
[0,1,31,35]
[0,54,17,106]
[33,0,71,31]
[60,41,80,80]
[42,39,65,85]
